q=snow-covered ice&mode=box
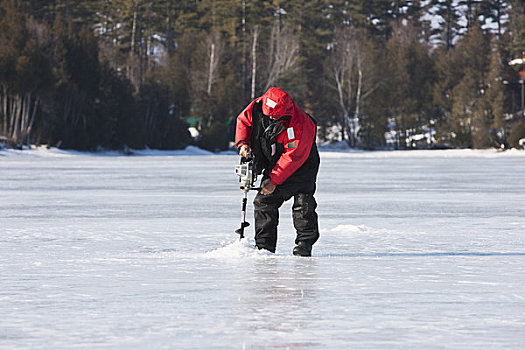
[1,147,525,349]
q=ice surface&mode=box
[1,147,525,349]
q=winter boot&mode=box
[293,241,312,257]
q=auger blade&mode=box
[235,221,250,238]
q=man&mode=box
[235,87,320,256]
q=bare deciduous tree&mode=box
[263,20,300,91]
[0,88,40,146]
[328,26,359,146]
[192,32,224,98]
[328,26,381,147]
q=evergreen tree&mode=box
[447,24,490,148]
[386,21,435,149]
[504,0,525,148]
[506,0,525,57]
[479,0,507,37]
[458,0,483,32]
[0,0,522,151]
[51,15,101,149]
[430,0,461,49]
[96,61,142,149]
[480,41,507,147]
[0,0,52,147]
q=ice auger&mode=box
[234,152,260,239]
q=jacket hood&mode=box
[261,87,294,119]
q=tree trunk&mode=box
[1,85,8,136]
[64,89,72,122]
[131,4,137,55]
[165,2,175,57]
[20,94,29,141]
[26,97,39,145]
[207,42,215,96]
[242,0,247,100]
[251,26,259,100]
[64,0,70,20]
[352,60,363,147]
[12,96,22,144]
[496,1,503,37]
[128,2,138,86]
[334,66,348,142]
[7,96,15,139]
[446,4,453,50]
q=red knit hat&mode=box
[261,87,294,119]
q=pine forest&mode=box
[1,0,524,151]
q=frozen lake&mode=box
[1,147,525,349]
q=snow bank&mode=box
[320,147,525,159]
[1,144,524,159]
[131,145,215,156]
[0,145,236,158]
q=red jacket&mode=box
[235,87,317,185]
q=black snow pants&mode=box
[253,181,319,253]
